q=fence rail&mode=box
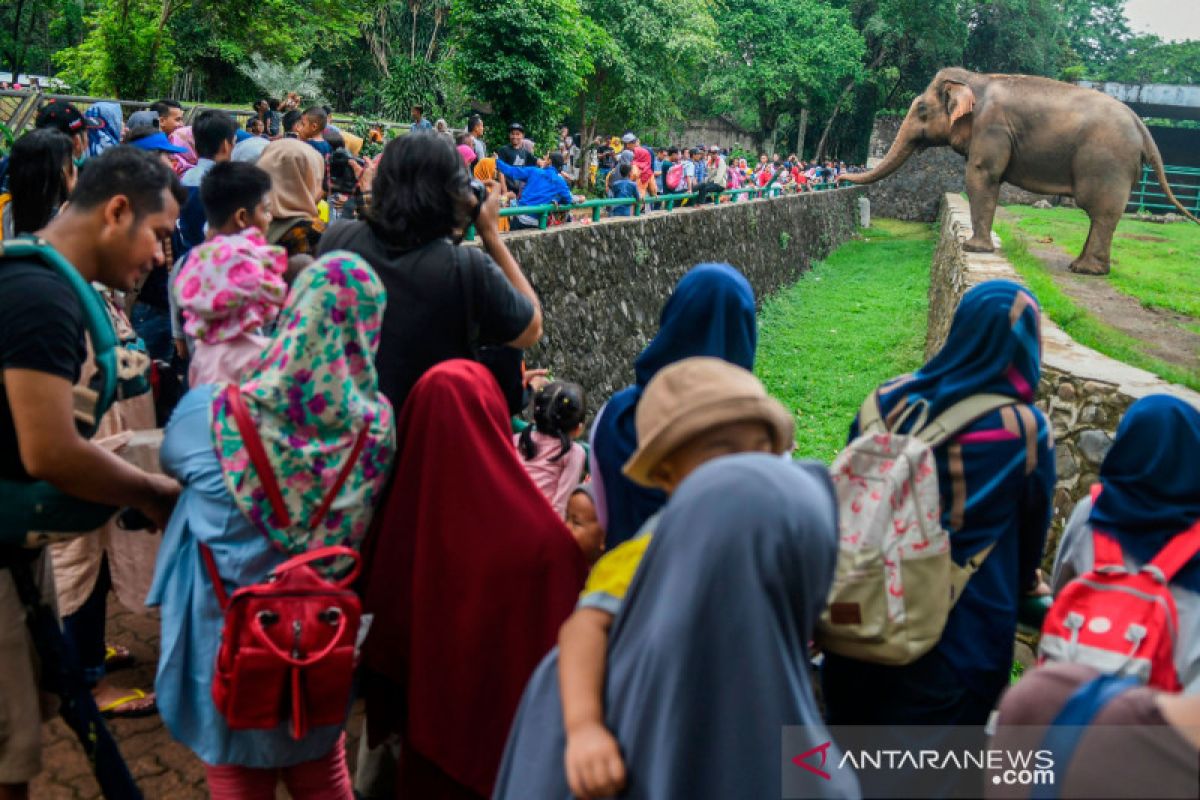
[464,183,847,240]
[1130,163,1200,216]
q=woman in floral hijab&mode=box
[148,253,395,798]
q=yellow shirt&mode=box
[577,514,656,615]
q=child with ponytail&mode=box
[516,381,587,519]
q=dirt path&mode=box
[997,211,1200,371]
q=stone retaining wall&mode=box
[476,187,866,407]
[930,193,1200,560]
[866,117,1054,222]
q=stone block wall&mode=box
[478,187,866,408]
[866,117,1054,222]
[929,193,1200,561]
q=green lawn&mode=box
[757,219,933,463]
[1001,205,1200,318]
[994,212,1200,392]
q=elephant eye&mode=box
[916,102,928,121]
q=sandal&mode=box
[104,644,136,673]
[99,688,158,719]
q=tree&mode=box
[1059,0,1132,76]
[708,0,865,154]
[1103,37,1200,85]
[450,0,593,144]
[964,0,1065,76]
[54,0,178,98]
[236,55,327,103]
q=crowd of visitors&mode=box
[1,92,1198,800]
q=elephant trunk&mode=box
[842,112,921,185]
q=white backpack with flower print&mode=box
[817,390,1017,665]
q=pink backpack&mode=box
[1039,484,1200,690]
[666,162,686,191]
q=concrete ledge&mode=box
[930,192,1200,552]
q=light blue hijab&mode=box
[494,454,859,799]
[85,102,123,156]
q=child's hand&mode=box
[565,722,626,799]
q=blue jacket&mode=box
[495,160,574,207]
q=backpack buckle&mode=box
[1125,624,1147,646]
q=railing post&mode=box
[593,205,602,222]
[539,211,549,230]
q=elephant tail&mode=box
[1135,115,1199,225]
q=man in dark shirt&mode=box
[0,147,184,792]
[496,123,538,194]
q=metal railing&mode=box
[463,183,847,240]
[1130,163,1200,216]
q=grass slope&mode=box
[757,219,932,463]
[994,217,1200,392]
[1001,205,1200,318]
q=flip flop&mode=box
[99,688,157,719]
[104,644,135,673]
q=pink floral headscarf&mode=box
[175,229,288,345]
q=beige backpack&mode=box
[817,390,1016,665]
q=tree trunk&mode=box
[425,14,441,62]
[816,51,885,161]
[410,4,420,61]
[796,107,808,159]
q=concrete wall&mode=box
[865,117,1053,222]
[929,193,1200,560]
[481,187,866,408]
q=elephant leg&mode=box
[963,134,1009,253]
[1069,178,1131,276]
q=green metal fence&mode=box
[463,183,846,240]
[1130,163,1200,216]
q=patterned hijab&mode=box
[175,228,288,345]
[210,252,396,562]
[85,102,123,157]
[169,126,197,175]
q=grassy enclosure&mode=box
[757,220,933,463]
[996,205,1200,392]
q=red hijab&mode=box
[362,360,587,797]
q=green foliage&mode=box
[576,0,717,138]
[1102,38,1200,85]
[1059,0,1132,75]
[450,0,593,145]
[708,0,865,146]
[54,0,175,97]
[756,220,932,462]
[964,0,1065,76]
[236,55,326,104]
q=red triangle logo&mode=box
[792,740,832,780]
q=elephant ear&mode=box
[944,81,976,127]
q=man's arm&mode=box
[474,183,543,349]
[494,158,532,183]
[6,369,179,528]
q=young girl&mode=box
[175,228,288,386]
[516,381,588,519]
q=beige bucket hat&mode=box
[623,357,795,487]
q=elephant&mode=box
[841,68,1199,275]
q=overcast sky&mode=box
[1124,0,1200,42]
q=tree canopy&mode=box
[12,0,1198,162]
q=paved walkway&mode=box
[32,598,364,798]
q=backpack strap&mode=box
[856,389,886,434]
[948,540,998,605]
[917,393,1019,448]
[1032,673,1141,800]
[0,238,119,429]
[1145,519,1200,584]
[225,383,369,531]
[1087,485,1127,571]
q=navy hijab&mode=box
[1090,395,1200,588]
[591,263,757,546]
[889,279,1041,425]
[493,455,860,799]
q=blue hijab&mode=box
[591,263,756,546]
[85,102,123,157]
[493,455,859,799]
[1090,395,1200,587]
[891,279,1040,425]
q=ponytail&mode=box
[524,380,587,462]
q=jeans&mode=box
[131,303,173,362]
[62,557,111,687]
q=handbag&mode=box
[200,384,367,740]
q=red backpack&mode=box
[200,384,367,739]
[1038,484,1200,690]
